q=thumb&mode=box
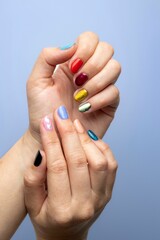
[29,44,76,82]
[24,150,47,217]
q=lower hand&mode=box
[24,106,118,240]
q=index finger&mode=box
[40,116,71,205]
[69,32,99,74]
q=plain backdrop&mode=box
[0,0,160,239]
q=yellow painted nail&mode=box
[74,89,88,102]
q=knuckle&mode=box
[78,44,89,53]
[46,139,60,149]
[54,211,73,227]
[110,59,122,74]
[41,47,47,58]
[83,31,99,41]
[71,154,87,168]
[101,143,110,154]
[105,192,112,203]
[92,157,108,171]
[98,96,107,106]
[39,48,48,64]
[48,160,67,174]
[24,173,37,188]
[62,124,76,135]
[78,32,99,53]
[106,44,114,56]
[81,134,92,145]
[88,60,101,72]
[109,160,118,172]
[45,138,60,155]
[78,206,94,221]
[95,80,105,92]
[111,86,120,99]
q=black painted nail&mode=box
[34,151,42,167]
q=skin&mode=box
[24,112,118,240]
[0,32,121,239]
[27,31,121,143]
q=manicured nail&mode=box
[43,116,53,131]
[87,130,99,141]
[75,73,88,86]
[60,43,75,50]
[34,151,42,167]
[58,106,69,119]
[74,89,88,102]
[71,58,83,73]
[79,102,91,112]
[74,119,85,133]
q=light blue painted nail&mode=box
[60,43,75,50]
[58,106,69,120]
[87,130,99,141]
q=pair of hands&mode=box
[24,31,121,240]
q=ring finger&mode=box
[76,84,120,113]
[74,119,108,195]
[54,106,91,200]
[73,59,121,104]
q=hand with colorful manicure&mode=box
[26,31,121,148]
[0,32,121,238]
[24,106,118,240]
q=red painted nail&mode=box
[71,59,83,74]
[75,73,88,86]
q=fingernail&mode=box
[58,105,69,120]
[60,43,75,50]
[43,116,53,131]
[34,151,42,167]
[79,102,91,112]
[71,58,83,73]
[75,73,88,86]
[74,119,85,133]
[87,130,99,141]
[74,89,88,102]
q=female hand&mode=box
[24,106,118,240]
[27,31,121,144]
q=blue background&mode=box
[0,0,160,239]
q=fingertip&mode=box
[74,119,85,134]
[59,43,77,51]
[43,43,77,65]
[42,115,54,130]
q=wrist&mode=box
[36,232,88,240]
[0,129,41,237]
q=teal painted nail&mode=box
[87,130,99,141]
[60,43,75,50]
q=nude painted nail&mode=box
[74,119,85,133]
[43,116,53,131]
[74,89,88,102]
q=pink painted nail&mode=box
[43,116,53,131]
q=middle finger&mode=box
[54,106,91,200]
